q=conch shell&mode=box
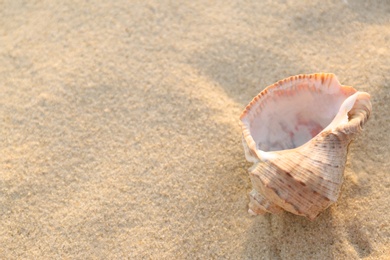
[239,73,372,220]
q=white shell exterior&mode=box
[240,73,372,220]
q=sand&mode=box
[1,0,389,259]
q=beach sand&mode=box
[1,0,389,258]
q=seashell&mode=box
[239,73,372,220]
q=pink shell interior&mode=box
[240,74,356,152]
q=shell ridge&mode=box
[253,158,334,218]
[270,153,342,202]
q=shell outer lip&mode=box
[240,73,361,159]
